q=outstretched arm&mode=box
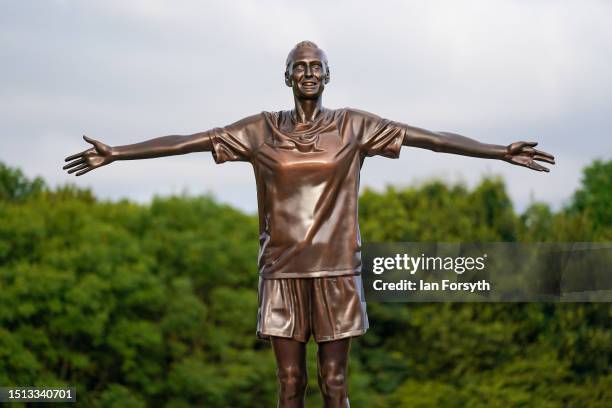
[402,126,555,172]
[63,131,213,176]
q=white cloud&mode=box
[1,0,610,214]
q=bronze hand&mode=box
[63,135,115,176]
[63,132,214,177]
[503,141,556,172]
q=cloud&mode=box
[1,0,610,213]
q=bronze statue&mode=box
[63,41,554,408]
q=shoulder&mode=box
[338,107,385,129]
[341,107,382,121]
[224,112,267,131]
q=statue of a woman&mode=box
[63,41,554,408]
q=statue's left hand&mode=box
[503,141,555,172]
[63,135,115,176]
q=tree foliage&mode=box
[0,162,46,202]
[0,159,610,407]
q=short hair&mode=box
[285,41,330,84]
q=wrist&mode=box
[109,146,121,161]
[499,145,511,161]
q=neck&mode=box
[293,96,323,123]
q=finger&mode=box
[67,163,89,174]
[65,149,89,161]
[514,141,529,148]
[525,141,538,147]
[528,161,550,172]
[533,149,554,160]
[533,154,555,165]
[75,167,94,176]
[63,158,85,170]
[83,135,100,147]
[523,146,535,155]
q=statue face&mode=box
[285,47,329,99]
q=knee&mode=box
[318,361,348,396]
[277,365,308,398]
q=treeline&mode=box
[0,160,610,407]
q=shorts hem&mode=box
[256,329,308,343]
[256,328,367,343]
[260,269,361,279]
[314,328,368,343]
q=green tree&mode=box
[570,159,612,226]
[0,162,46,202]
[0,159,610,407]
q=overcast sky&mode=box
[1,0,611,214]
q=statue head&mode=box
[285,41,330,99]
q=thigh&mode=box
[257,278,311,342]
[311,275,369,342]
[271,336,308,373]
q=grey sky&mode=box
[1,0,611,214]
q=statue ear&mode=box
[285,69,293,87]
[324,67,331,84]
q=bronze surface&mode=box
[63,40,554,408]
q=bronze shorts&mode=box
[256,275,369,343]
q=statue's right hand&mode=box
[63,135,115,176]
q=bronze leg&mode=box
[271,336,308,408]
[317,338,351,408]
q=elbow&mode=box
[430,137,448,153]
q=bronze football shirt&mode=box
[209,108,407,279]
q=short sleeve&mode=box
[347,109,406,159]
[210,113,263,164]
